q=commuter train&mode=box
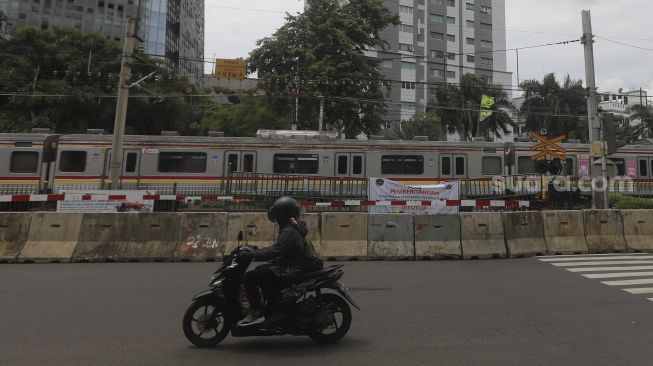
[0,130,652,195]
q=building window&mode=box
[431,69,444,77]
[482,156,502,175]
[431,0,445,5]
[446,16,455,24]
[447,0,455,6]
[400,24,414,33]
[481,40,493,48]
[273,154,319,174]
[467,55,475,63]
[481,57,494,67]
[446,70,456,79]
[431,50,444,59]
[466,20,474,28]
[466,3,475,10]
[381,155,424,175]
[480,22,492,30]
[447,34,455,42]
[480,6,492,14]
[10,152,39,174]
[400,5,413,15]
[399,43,414,52]
[431,32,444,41]
[382,59,393,68]
[401,62,416,70]
[431,14,443,23]
[466,37,474,45]
[59,151,87,172]
[158,152,207,173]
[446,52,456,61]
[401,81,416,90]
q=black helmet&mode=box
[267,196,300,224]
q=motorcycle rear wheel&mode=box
[309,293,352,344]
[183,298,231,347]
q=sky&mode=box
[204,0,653,96]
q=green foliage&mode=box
[0,26,202,134]
[609,193,653,209]
[628,104,653,141]
[202,96,292,137]
[248,0,398,138]
[429,74,516,141]
[519,73,588,141]
[383,113,445,141]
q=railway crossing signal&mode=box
[529,132,567,161]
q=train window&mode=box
[441,157,451,175]
[337,156,348,174]
[125,153,137,173]
[59,151,87,172]
[353,156,363,175]
[273,154,319,174]
[10,151,39,173]
[382,155,424,175]
[564,157,576,176]
[158,152,207,173]
[611,158,624,176]
[455,157,466,176]
[227,154,238,173]
[517,156,536,174]
[482,156,502,175]
[243,154,254,173]
[639,159,648,177]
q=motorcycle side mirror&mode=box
[237,231,243,246]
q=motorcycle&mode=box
[182,232,360,347]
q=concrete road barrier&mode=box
[0,213,33,263]
[503,211,547,258]
[226,213,276,254]
[120,213,180,261]
[73,214,134,262]
[367,214,414,260]
[321,213,368,260]
[460,212,507,259]
[414,215,462,260]
[174,213,228,261]
[622,210,653,253]
[543,211,588,255]
[584,210,627,253]
[19,213,83,263]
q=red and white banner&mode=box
[368,178,460,214]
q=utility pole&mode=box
[109,17,136,189]
[293,59,299,131]
[318,96,325,132]
[581,10,604,209]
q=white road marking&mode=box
[538,253,650,259]
[567,266,653,273]
[602,278,653,286]
[582,272,653,279]
[540,255,653,262]
[552,260,653,267]
[624,288,653,295]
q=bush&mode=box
[609,193,653,209]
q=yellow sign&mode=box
[215,59,247,80]
[529,132,566,161]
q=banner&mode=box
[479,95,495,122]
[215,59,247,80]
[368,178,459,214]
[56,190,155,213]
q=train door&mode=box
[225,151,257,174]
[439,154,467,179]
[101,149,141,188]
[335,153,366,177]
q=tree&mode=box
[628,104,653,140]
[202,96,292,137]
[0,26,203,134]
[519,73,588,140]
[248,0,398,138]
[429,74,516,141]
[383,113,446,141]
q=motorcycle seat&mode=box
[295,265,343,282]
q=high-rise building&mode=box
[0,0,204,81]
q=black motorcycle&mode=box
[182,232,359,347]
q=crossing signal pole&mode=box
[109,17,137,189]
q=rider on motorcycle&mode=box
[237,196,322,327]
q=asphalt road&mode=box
[3,258,653,366]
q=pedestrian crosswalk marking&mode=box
[540,254,653,302]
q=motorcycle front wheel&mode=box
[183,298,231,347]
[309,293,352,344]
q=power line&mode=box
[596,35,653,52]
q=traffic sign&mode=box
[529,132,566,161]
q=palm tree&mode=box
[519,73,587,140]
[430,74,515,141]
[628,104,653,140]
